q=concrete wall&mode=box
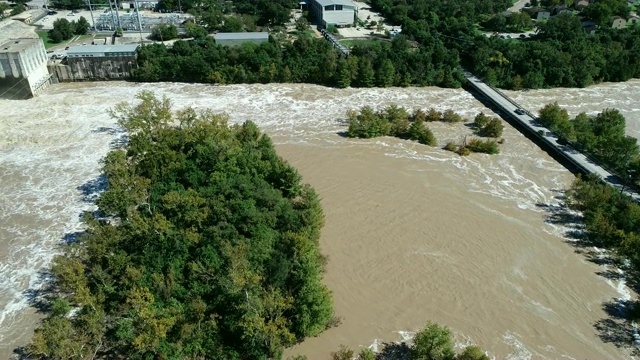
[322,6,355,26]
[0,39,51,99]
[49,57,138,82]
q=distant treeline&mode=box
[134,36,463,88]
[368,0,640,89]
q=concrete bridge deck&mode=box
[463,70,639,201]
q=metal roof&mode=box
[66,44,140,55]
[214,32,269,40]
[314,0,356,7]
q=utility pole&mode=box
[133,0,143,43]
[87,0,95,31]
[113,0,121,31]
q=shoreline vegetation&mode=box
[127,0,640,91]
[345,105,503,155]
[537,103,640,189]
[25,91,335,359]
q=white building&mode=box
[309,0,356,28]
[66,44,140,58]
[0,38,50,99]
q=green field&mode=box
[36,30,95,49]
[36,30,57,49]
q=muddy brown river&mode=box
[1,81,639,359]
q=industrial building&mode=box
[0,38,51,99]
[66,44,140,58]
[308,0,357,28]
[213,32,269,47]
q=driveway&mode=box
[508,0,530,12]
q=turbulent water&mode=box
[1,81,640,359]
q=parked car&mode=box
[515,108,525,115]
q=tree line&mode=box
[26,92,334,360]
[133,36,463,88]
[566,175,640,327]
[537,103,640,187]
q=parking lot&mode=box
[337,1,401,38]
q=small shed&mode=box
[213,32,269,47]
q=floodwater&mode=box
[1,80,639,359]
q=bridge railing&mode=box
[464,71,626,182]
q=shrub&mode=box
[332,345,354,360]
[458,345,490,360]
[467,138,500,154]
[441,109,463,123]
[426,108,442,122]
[444,142,458,152]
[358,348,376,360]
[411,322,456,360]
[473,112,491,128]
[478,118,504,138]
[457,146,471,156]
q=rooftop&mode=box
[66,44,140,55]
[213,32,269,40]
[314,0,356,7]
[0,38,41,53]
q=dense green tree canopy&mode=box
[134,36,463,88]
[27,92,334,360]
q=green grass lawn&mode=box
[36,30,57,49]
[36,30,95,49]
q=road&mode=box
[508,0,530,12]
[463,70,640,201]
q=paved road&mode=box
[508,0,530,12]
[463,71,640,201]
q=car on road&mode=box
[515,108,526,115]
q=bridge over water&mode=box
[463,70,639,200]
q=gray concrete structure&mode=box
[463,70,640,201]
[213,32,269,46]
[309,0,356,27]
[0,38,51,99]
[66,44,140,58]
[49,57,138,82]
